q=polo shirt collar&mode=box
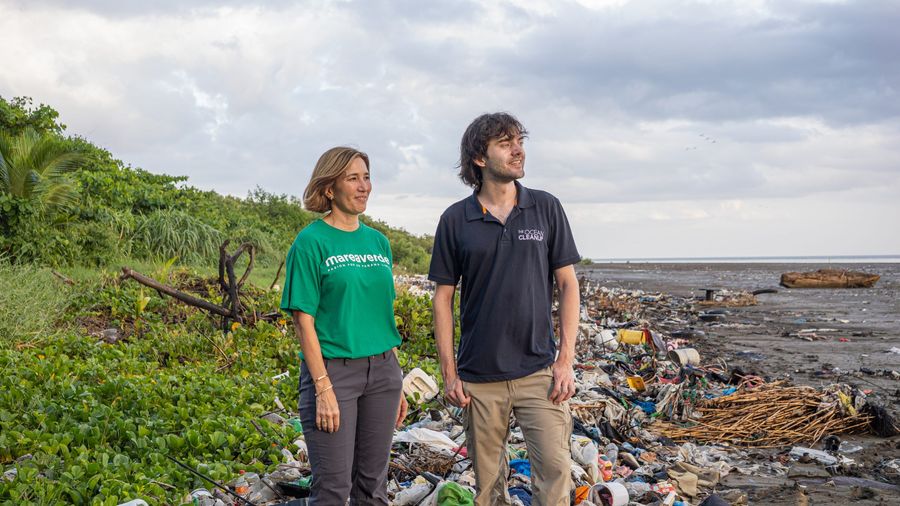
[464,181,535,221]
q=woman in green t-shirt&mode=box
[280,146,407,505]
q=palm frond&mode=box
[0,133,12,193]
[32,177,80,209]
[0,127,84,210]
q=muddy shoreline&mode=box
[579,263,900,504]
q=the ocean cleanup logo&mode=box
[517,229,544,241]
[324,253,391,272]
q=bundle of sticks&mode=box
[657,384,872,448]
[571,400,613,426]
[390,445,460,479]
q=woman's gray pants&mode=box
[299,351,403,505]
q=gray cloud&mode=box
[2,0,898,257]
[500,1,900,126]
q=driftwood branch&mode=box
[232,243,254,288]
[225,256,242,322]
[51,270,75,286]
[217,240,254,289]
[270,260,285,290]
[218,240,230,294]
[120,267,231,317]
[122,240,257,334]
[217,241,255,326]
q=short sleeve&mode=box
[548,197,581,270]
[383,233,397,300]
[428,213,460,286]
[280,238,321,316]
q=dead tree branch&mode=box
[120,267,231,317]
[217,240,256,330]
[270,259,285,291]
[51,270,75,286]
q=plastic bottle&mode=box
[187,488,216,506]
[604,443,619,465]
[395,482,433,505]
[598,456,614,482]
[234,472,249,496]
[243,472,260,488]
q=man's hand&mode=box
[549,358,576,405]
[434,284,469,408]
[395,394,409,429]
[550,264,579,405]
[443,374,471,408]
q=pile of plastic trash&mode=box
[145,276,897,506]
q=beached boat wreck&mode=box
[780,268,880,288]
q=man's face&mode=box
[478,131,526,183]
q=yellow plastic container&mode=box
[626,376,646,391]
[616,329,646,345]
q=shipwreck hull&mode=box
[780,269,880,288]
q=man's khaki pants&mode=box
[462,367,572,506]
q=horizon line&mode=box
[591,254,900,262]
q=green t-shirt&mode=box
[280,219,402,359]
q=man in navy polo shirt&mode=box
[429,112,581,506]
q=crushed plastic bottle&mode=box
[233,472,250,496]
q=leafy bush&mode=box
[394,289,435,359]
[0,328,299,504]
[71,221,122,267]
[0,195,81,266]
[1,269,298,504]
[363,217,433,274]
[0,96,65,136]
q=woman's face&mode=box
[329,156,371,216]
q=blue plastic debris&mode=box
[509,459,531,477]
[633,400,656,414]
[508,486,532,505]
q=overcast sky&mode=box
[2,0,898,259]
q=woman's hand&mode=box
[395,394,408,429]
[316,384,340,433]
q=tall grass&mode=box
[132,209,224,265]
[0,262,71,346]
[229,226,282,266]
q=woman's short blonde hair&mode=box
[303,147,370,213]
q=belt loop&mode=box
[343,358,348,366]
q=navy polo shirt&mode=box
[428,181,581,382]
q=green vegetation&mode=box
[0,127,84,211]
[1,264,299,504]
[0,96,441,504]
[0,95,432,272]
[0,264,71,344]
[0,263,440,505]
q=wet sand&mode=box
[580,263,900,504]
